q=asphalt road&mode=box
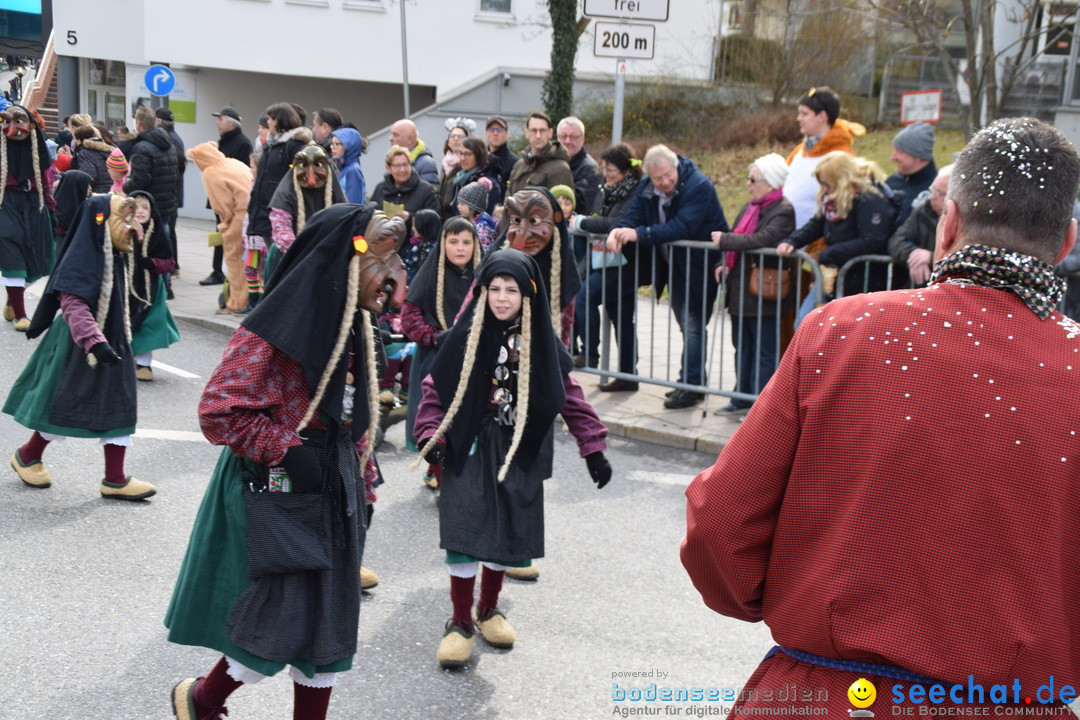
[0,313,772,720]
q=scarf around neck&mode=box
[929,243,1065,319]
[726,187,784,270]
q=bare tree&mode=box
[873,0,1057,136]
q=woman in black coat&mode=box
[369,144,441,236]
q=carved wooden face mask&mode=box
[108,195,138,253]
[506,189,559,257]
[355,210,407,313]
[293,144,331,189]
[3,109,30,141]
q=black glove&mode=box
[281,444,324,494]
[89,341,120,366]
[138,255,157,272]
[585,451,612,489]
[423,438,446,466]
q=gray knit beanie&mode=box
[893,122,935,161]
[456,181,489,215]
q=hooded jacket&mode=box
[72,137,114,193]
[506,140,574,196]
[331,128,366,204]
[246,126,312,239]
[189,141,253,312]
[123,126,180,218]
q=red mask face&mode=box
[4,114,30,141]
[356,211,408,313]
[505,190,558,257]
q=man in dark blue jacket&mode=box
[609,145,728,409]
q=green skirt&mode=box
[2,317,136,438]
[131,276,180,355]
[164,448,352,677]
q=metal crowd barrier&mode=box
[571,232,825,409]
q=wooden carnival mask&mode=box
[3,108,30,141]
[292,143,331,189]
[355,210,407,313]
[506,189,561,257]
[107,194,139,253]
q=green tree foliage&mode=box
[542,0,579,122]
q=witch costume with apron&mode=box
[4,193,156,500]
[0,104,56,330]
[401,215,482,456]
[125,190,180,379]
[165,203,406,720]
[414,248,612,669]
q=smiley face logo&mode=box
[848,678,876,708]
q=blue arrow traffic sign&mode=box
[144,65,175,97]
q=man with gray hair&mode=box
[887,163,951,287]
[683,117,1080,714]
[557,115,600,212]
[608,144,728,409]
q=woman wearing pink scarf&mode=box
[710,153,795,414]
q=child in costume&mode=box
[415,248,612,670]
[51,169,93,250]
[400,208,441,283]
[401,215,481,470]
[455,179,497,254]
[165,204,407,720]
[5,193,155,500]
[0,104,56,331]
[125,191,180,381]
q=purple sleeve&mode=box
[414,374,447,445]
[59,292,106,352]
[147,256,176,275]
[43,165,57,211]
[561,373,608,456]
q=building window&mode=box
[480,0,511,12]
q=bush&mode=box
[576,81,742,148]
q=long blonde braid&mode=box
[293,172,306,236]
[359,308,380,470]
[127,219,154,307]
[297,253,360,433]
[0,132,8,208]
[435,235,448,330]
[497,296,530,482]
[411,286,487,470]
[549,226,563,339]
[30,130,42,211]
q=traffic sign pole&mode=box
[612,59,626,146]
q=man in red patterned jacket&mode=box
[682,117,1080,713]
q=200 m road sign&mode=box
[593,22,655,59]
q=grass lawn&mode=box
[686,127,968,215]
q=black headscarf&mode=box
[405,223,476,330]
[493,185,580,309]
[3,104,51,186]
[127,190,172,328]
[268,168,346,234]
[244,203,379,439]
[28,194,121,339]
[430,248,573,472]
[53,170,93,235]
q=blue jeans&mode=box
[794,287,817,331]
[729,314,780,409]
[574,267,638,374]
[669,281,711,386]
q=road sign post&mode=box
[144,64,175,97]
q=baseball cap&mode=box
[486,114,508,130]
[154,106,174,122]
[212,106,242,123]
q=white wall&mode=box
[53,0,721,89]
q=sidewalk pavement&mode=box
[169,216,739,458]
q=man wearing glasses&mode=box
[887,164,952,287]
[557,116,601,213]
[506,111,573,196]
[485,114,515,191]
